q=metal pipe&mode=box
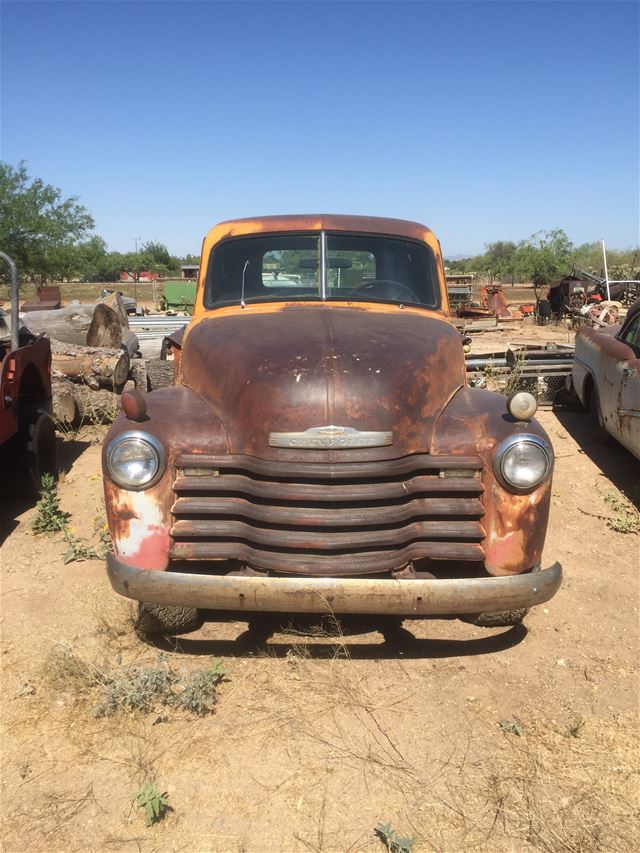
[0,251,19,351]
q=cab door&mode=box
[616,314,640,458]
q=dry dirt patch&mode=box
[1,409,639,852]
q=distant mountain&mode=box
[444,253,471,261]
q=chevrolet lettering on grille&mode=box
[269,425,394,449]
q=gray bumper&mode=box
[106,555,562,616]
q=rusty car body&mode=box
[571,298,640,459]
[102,215,561,634]
[0,251,57,494]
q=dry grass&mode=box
[201,620,639,853]
[3,608,637,852]
[435,712,640,853]
[41,642,225,719]
[92,596,138,648]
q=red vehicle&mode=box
[0,252,57,494]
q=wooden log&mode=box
[51,377,77,425]
[21,303,96,346]
[22,294,128,349]
[97,291,129,331]
[130,360,148,392]
[146,358,175,391]
[50,340,130,390]
[86,293,129,348]
[51,376,121,425]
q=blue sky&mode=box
[1,1,638,256]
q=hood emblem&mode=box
[269,425,393,449]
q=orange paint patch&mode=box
[117,528,171,572]
[485,529,527,576]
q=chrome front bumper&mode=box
[107,555,562,616]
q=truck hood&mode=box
[180,305,465,460]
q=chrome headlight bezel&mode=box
[105,431,167,491]
[492,434,553,494]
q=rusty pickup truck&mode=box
[102,215,561,635]
[571,298,640,459]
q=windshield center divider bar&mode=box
[320,230,327,300]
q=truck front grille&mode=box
[170,453,485,576]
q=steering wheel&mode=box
[350,279,419,303]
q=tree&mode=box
[484,240,517,282]
[513,229,574,287]
[0,161,94,279]
[141,241,181,277]
[121,252,150,282]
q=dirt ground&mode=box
[1,347,639,852]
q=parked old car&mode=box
[571,298,640,459]
[102,215,561,635]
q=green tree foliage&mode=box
[573,242,639,281]
[140,240,181,278]
[484,240,518,282]
[0,161,94,278]
[513,229,574,286]
[445,229,640,286]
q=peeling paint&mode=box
[112,491,170,571]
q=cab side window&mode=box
[620,315,640,353]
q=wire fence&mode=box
[467,366,570,406]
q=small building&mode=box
[181,265,199,280]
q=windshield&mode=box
[204,232,441,309]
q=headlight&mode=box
[493,434,553,493]
[106,431,166,490]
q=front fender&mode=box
[103,386,228,571]
[431,387,553,576]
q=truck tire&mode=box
[2,412,58,499]
[136,602,203,636]
[27,413,58,494]
[460,564,540,628]
[589,384,611,444]
[462,608,528,628]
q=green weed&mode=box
[33,476,112,561]
[32,473,70,533]
[88,654,226,718]
[174,658,226,716]
[374,822,417,853]
[603,491,640,534]
[132,783,170,826]
[499,718,523,736]
[62,529,104,564]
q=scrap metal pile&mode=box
[453,284,529,330]
[548,270,638,330]
[466,342,575,406]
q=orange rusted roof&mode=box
[205,214,434,244]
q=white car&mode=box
[571,299,640,458]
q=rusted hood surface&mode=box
[180,305,465,460]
